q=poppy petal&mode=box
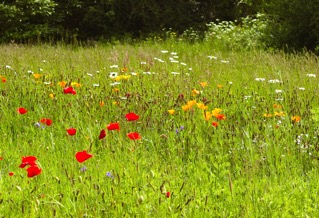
[127,132,142,140]
[107,122,120,131]
[27,165,42,178]
[63,86,76,95]
[67,128,77,136]
[19,155,38,168]
[99,129,106,140]
[75,151,93,163]
[21,156,37,164]
[17,107,28,114]
[40,118,53,126]
[45,119,53,126]
[125,112,139,121]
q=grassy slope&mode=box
[0,42,319,217]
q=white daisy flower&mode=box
[306,74,316,77]
[109,72,118,78]
[255,78,265,81]
[268,79,281,83]
[110,82,121,86]
[208,56,217,60]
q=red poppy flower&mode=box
[27,165,42,178]
[212,121,218,127]
[127,132,141,140]
[2,77,6,83]
[19,156,37,168]
[166,192,171,198]
[75,150,93,163]
[17,107,28,114]
[67,128,77,136]
[107,122,120,131]
[63,86,76,95]
[8,172,14,176]
[99,129,106,140]
[40,118,53,126]
[125,112,139,121]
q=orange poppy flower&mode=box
[292,116,301,122]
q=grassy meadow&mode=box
[1,41,319,217]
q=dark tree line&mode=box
[0,0,318,52]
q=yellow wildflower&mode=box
[122,75,131,80]
[58,81,67,87]
[168,109,175,115]
[71,82,81,87]
[192,89,200,96]
[274,111,285,117]
[212,108,222,117]
[197,103,208,110]
[33,73,41,79]
[121,67,128,73]
[199,82,208,88]
[204,111,213,121]
[273,103,282,109]
[114,76,122,82]
[187,100,197,107]
[100,101,105,107]
[292,116,301,122]
[217,84,223,89]
[182,105,191,111]
[49,93,54,99]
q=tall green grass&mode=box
[0,42,319,217]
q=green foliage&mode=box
[264,0,319,53]
[0,0,56,42]
[0,0,319,54]
[205,13,269,50]
[0,0,250,43]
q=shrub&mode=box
[204,13,269,50]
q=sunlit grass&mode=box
[0,42,319,216]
